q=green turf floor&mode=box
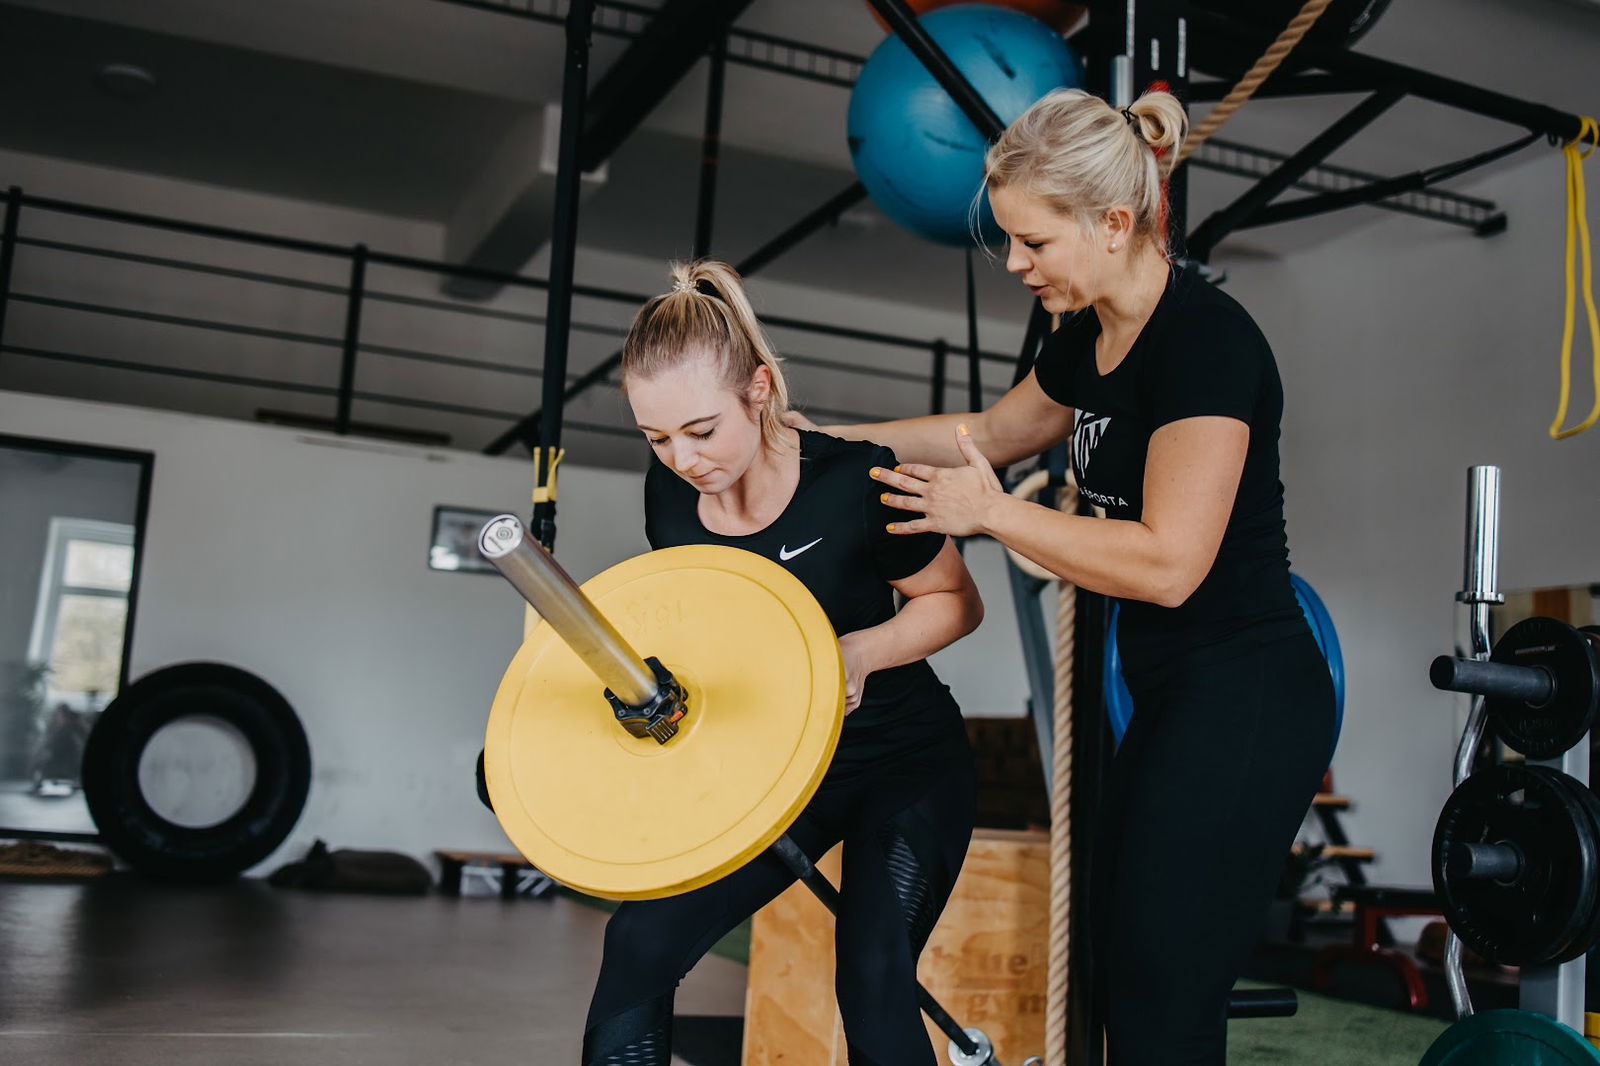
[1227,980,1448,1065]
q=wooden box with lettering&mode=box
[743,827,1051,1065]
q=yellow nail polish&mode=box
[880,493,889,503]
[886,523,897,532]
[894,465,902,473]
[958,423,969,435]
[869,467,881,478]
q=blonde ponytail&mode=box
[622,260,794,453]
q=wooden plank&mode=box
[744,848,847,1066]
[1291,844,1375,860]
[433,850,531,867]
[743,828,1051,1066]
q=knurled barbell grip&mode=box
[1430,655,1555,705]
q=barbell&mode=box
[476,515,1002,1066]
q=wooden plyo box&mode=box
[743,827,1051,1065]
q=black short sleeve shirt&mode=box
[1031,264,1305,676]
[644,430,950,727]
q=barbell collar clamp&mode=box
[606,656,688,744]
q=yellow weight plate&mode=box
[483,544,844,900]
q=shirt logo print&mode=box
[778,538,823,562]
[1072,409,1110,481]
[1073,410,1129,509]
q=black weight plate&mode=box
[1487,617,1600,760]
[1419,1009,1600,1066]
[1433,765,1597,966]
[1551,768,1600,960]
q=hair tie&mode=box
[672,277,697,294]
[1121,106,1139,131]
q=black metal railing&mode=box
[0,186,1010,454]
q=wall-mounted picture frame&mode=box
[428,506,503,574]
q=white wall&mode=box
[0,389,649,872]
[1218,148,1600,894]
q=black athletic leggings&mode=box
[1094,630,1336,1066]
[583,710,976,1066]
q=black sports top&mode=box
[1031,263,1305,678]
[644,430,952,729]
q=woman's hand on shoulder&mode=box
[873,424,1004,537]
[781,410,821,433]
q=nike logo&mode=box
[778,538,822,562]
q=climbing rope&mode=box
[1178,0,1337,165]
[1006,468,1079,1066]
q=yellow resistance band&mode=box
[1551,116,1600,440]
[530,446,566,505]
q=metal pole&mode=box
[693,33,727,261]
[0,186,19,356]
[930,338,948,415]
[532,0,595,550]
[1187,89,1404,262]
[335,244,367,435]
[866,0,1004,141]
[477,514,657,707]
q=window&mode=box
[28,518,136,712]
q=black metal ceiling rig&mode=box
[436,0,1519,237]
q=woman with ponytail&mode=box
[579,260,985,1066]
[794,88,1335,1065]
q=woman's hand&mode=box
[874,424,1003,537]
[782,410,820,432]
[837,631,874,714]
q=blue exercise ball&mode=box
[1102,573,1346,761]
[847,4,1085,246]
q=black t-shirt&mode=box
[644,429,953,731]
[1032,264,1305,679]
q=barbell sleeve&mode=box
[1444,841,1524,882]
[1430,655,1555,705]
[478,514,659,709]
[1459,465,1503,605]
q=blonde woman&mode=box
[795,89,1335,1066]
[580,261,984,1066]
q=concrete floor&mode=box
[0,874,747,1066]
